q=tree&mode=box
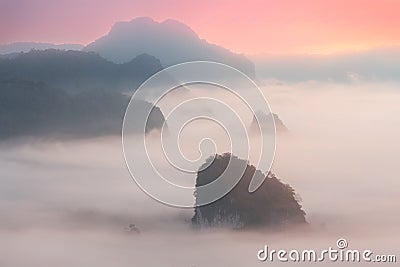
[192,153,306,229]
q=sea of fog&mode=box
[1,81,399,266]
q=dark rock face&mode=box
[192,154,306,229]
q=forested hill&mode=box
[0,49,163,92]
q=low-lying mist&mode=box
[1,81,399,266]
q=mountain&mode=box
[0,42,83,54]
[250,111,288,133]
[0,49,163,92]
[0,79,165,140]
[192,153,306,229]
[84,17,255,78]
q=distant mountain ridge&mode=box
[84,17,256,78]
[252,46,400,82]
[0,42,83,55]
[1,18,256,78]
[0,49,163,92]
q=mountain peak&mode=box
[109,17,198,40]
[84,17,255,77]
[160,18,199,38]
[111,17,155,32]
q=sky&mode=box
[1,0,400,55]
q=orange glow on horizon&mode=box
[1,0,400,55]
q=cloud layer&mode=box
[1,81,399,266]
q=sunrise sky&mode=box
[1,0,400,55]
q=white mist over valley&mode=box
[1,80,399,266]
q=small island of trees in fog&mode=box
[192,153,306,229]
